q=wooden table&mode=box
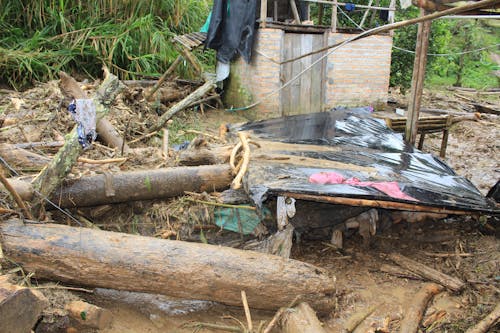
[372,111,452,158]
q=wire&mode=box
[337,6,500,57]
[0,156,82,226]
[227,0,499,112]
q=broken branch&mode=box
[400,283,443,333]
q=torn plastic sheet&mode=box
[228,108,498,214]
[68,99,97,149]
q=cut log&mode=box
[0,275,49,333]
[0,143,50,169]
[5,164,233,208]
[0,219,336,312]
[400,283,443,333]
[96,117,130,154]
[31,71,125,214]
[66,300,112,330]
[389,253,465,292]
[280,302,328,333]
[465,303,500,333]
[149,79,216,133]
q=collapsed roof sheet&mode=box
[229,108,498,214]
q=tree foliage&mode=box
[0,0,212,89]
[391,7,499,90]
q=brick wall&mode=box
[326,33,393,108]
[225,28,284,119]
[226,29,392,119]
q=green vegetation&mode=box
[0,0,212,89]
[391,7,500,91]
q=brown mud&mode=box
[0,82,498,332]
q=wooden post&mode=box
[331,0,338,32]
[405,9,431,145]
[318,4,324,24]
[261,0,268,28]
[290,0,302,24]
[359,0,374,28]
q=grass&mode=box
[0,0,213,89]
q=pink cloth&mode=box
[309,171,417,201]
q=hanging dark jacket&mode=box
[205,0,257,64]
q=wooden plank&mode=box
[405,9,431,144]
[300,34,313,114]
[310,33,326,113]
[281,34,294,116]
[290,34,302,115]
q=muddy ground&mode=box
[0,81,498,332]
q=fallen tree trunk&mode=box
[0,143,50,169]
[0,219,335,311]
[389,253,465,292]
[6,164,233,208]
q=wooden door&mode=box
[280,32,327,116]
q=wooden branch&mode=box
[380,264,422,280]
[400,283,443,333]
[0,219,336,311]
[31,71,125,214]
[149,79,216,133]
[77,157,127,164]
[0,171,34,220]
[343,305,378,332]
[144,56,182,101]
[465,303,500,333]
[389,253,465,292]
[231,133,250,190]
[280,302,328,333]
[66,300,112,330]
[241,290,253,331]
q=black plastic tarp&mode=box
[228,108,499,214]
[205,0,257,63]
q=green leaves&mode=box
[0,0,213,89]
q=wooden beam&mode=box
[405,9,431,145]
[261,0,268,28]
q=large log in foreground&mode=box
[8,164,233,208]
[0,219,336,311]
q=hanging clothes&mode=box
[205,0,257,64]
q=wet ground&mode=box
[1,83,498,332]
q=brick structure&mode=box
[225,28,393,119]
